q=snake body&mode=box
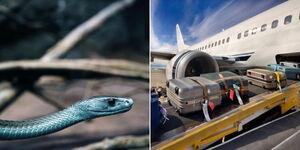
[0,96,133,140]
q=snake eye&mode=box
[108,98,116,106]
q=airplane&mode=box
[151,0,300,81]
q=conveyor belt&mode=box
[151,83,291,145]
[211,109,300,150]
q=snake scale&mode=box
[0,96,133,140]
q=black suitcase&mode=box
[200,71,249,100]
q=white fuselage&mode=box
[188,0,300,66]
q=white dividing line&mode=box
[209,108,300,149]
[271,129,300,150]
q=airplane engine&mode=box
[166,50,219,80]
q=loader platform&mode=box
[151,67,300,150]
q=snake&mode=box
[0,96,133,140]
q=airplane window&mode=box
[215,41,217,46]
[226,37,230,43]
[218,40,221,45]
[202,46,204,50]
[205,45,207,49]
[222,39,225,44]
[252,27,257,34]
[284,15,292,24]
[208,44,210,48]
[212,43,214,47]
[244,30,249,37]
[237,33,241,39]
[271,20,278,28]
[261,24,267,32]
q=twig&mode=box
[41,0,135,61]
[73,135,149,150]
[0,5,43,29]
[0,82,24,112]
[30,88,67,110]
[0,59,148,80]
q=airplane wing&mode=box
[151,50,236,65]
[151,50,176,61]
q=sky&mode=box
[151,0,287,51]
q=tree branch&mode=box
[0,59,148,80]
[0,5,43,29]
[29,88,68,110]
[41,0,135,61]
[73,135,149,150]
[0,82,24,112]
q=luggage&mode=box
[280,61,300,68]
[247,69,287,89]
[277,66,300,80]
[267,64,300,80]
[151,89,168,129]
[266,64,281,71]
[151,92,161,129]
[166,77,221,114]
[200,71,249,99]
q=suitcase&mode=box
[166,77,221,114]
[280,61,300,68]
[200,71,249,99]
[266,64,281,71]
[267,64,300,80]
[247,69,287,89]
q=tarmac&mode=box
[211,110,300,150]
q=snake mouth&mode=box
[89,106,132,113]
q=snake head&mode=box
[75,96,134,118]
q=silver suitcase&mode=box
[280,61,300,68]
[166,77,221,114]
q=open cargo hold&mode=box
[247,69,287,89]
[267,64,300,80]
[166,77,221,114]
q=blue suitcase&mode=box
[267,64,300,80]
[266,64,280,71]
